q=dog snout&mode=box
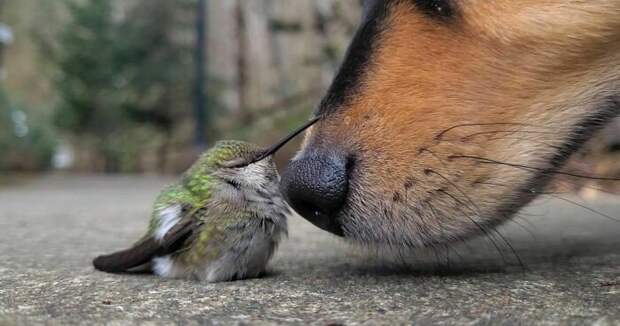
[280,151,349,236]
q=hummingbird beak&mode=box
[229,116,321,168]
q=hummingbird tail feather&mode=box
[93,237,161,273]
[93,220,196,274]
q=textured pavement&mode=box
[0,175,618,325]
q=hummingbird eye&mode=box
[219,157,250,169]
[225,179,241,190]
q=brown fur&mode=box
[297,0,620,246]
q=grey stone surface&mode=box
[0,175,618,325]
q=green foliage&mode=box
[52,0,196,172]
[0,85,57,171]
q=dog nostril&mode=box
[295,199,325,220]
[280,152,349,236]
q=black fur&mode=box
[316,1,389,116]
[317,0,456,117]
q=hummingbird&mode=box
[92,117,319,282]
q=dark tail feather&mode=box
[93,219,197,274]
[93,237,161,273]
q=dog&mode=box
[280,0,620,248]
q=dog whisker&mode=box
[449,155,620,181]
[552,179,620,196]
[476,179,619,224]
[425,169,527,269]
[435,122,544,140]
[484,136,565,151]
[459,130,555,141]
[545,194,620,223]
[434,188,512,268]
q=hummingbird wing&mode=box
[93,205,202,274]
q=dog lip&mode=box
[284,199,345,236]
[304,210,345,237]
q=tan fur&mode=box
[301,1,620,246]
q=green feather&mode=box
[145,140,260,244]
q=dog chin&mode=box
[336,192,509,249]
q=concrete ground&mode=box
[0,175,618,325]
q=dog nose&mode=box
[280,152,349,236]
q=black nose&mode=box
[280,151,349,236]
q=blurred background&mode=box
[0,0,360,175]
[0,0,618,195]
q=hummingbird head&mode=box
[211,140,279,190]
[183,118,320,214]
[183,140,282,213]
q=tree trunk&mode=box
[157,130,171,174]
[235,0,251,124]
